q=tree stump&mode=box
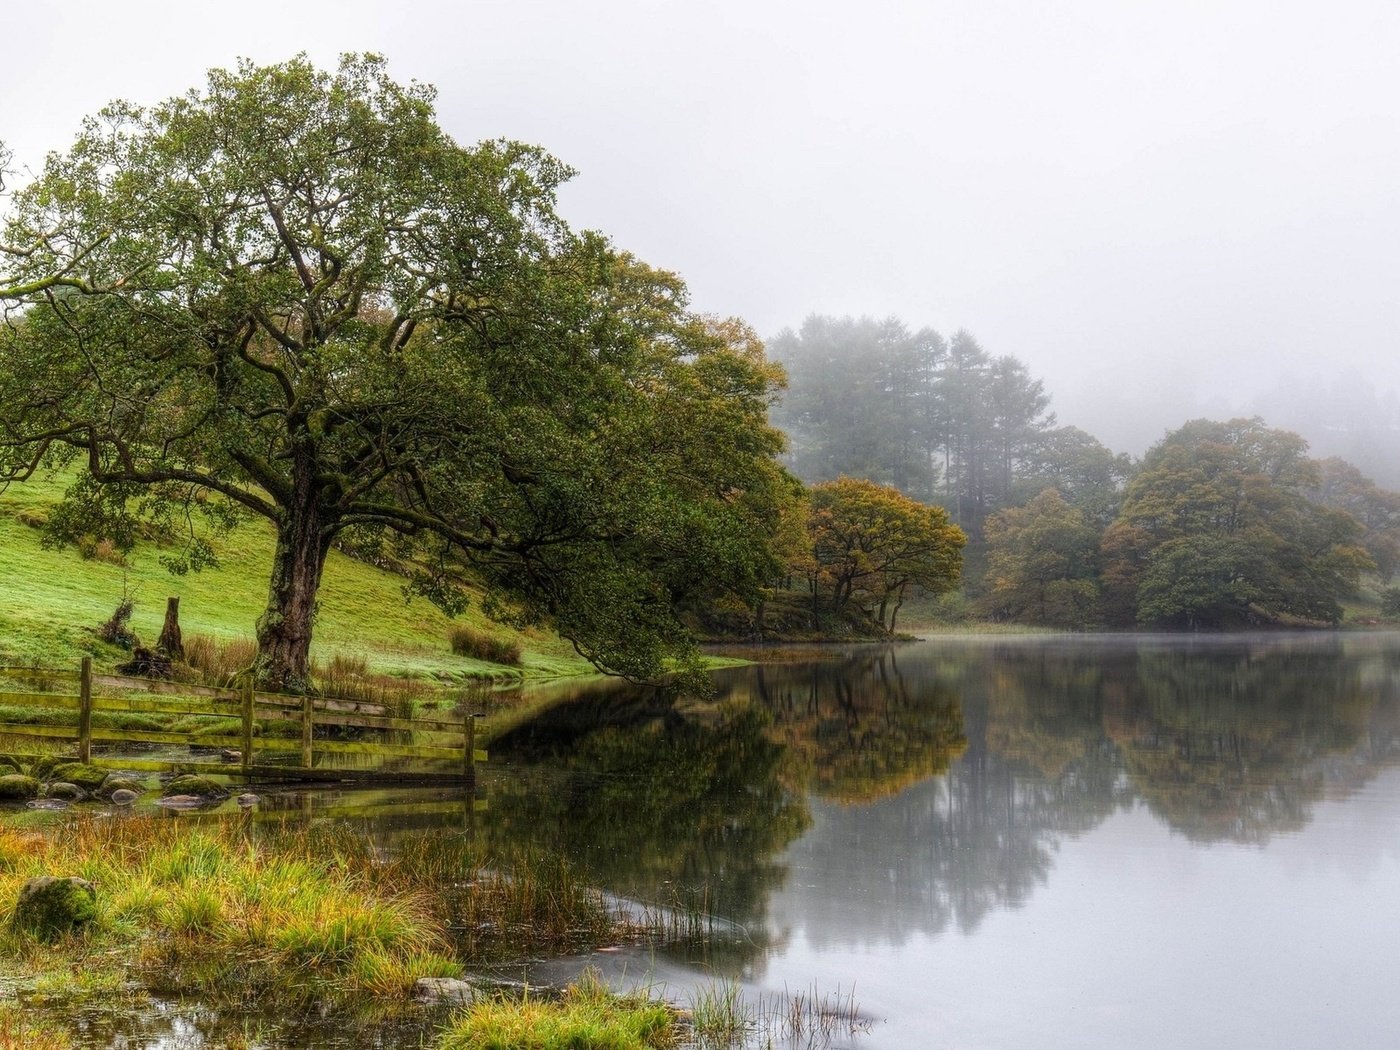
[157,596,183,659]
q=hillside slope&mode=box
[0,473,588,680]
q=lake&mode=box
[488,632,1400,1049]
[22,631,1400,1048]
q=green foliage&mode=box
[980,488,1101,627]
[1103,418,1372,627]
[1012,426,1135,528]
[0,55,791,690]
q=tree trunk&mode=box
[157,596,184,659]
[255,492,333,693]
[889,583,908,634]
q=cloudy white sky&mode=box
[4,0,1398,455]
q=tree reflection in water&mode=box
[484,635,1400,961]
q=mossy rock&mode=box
[98,776,146,799]
[0,755,22,774]
[10,876,98,939]
[44,782,86,802]
[0,774,41,801]
[162,774,227,799]
[46,763,109,791]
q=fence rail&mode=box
[0,658,485,784]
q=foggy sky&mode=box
[4,0,1398,457]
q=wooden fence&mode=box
[0,658,486,784]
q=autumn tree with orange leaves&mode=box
[806,477,965,633]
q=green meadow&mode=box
[0,472,587,681]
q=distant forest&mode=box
[767,315,1400,630]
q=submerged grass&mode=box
[388,836,620,961]
[683,980,870,1050]
[0,1002,69,1050]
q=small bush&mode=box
[449,625,523,666]
[92,538,127,565]
[98,597,138,649]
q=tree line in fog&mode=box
[765,315,1400,630]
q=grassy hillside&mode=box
[0,472,588,681]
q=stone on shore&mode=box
[44,782,86,802]
[10,876,98,939]
[162,774,227,799]
[0,774,40,801]
[46,763,108,792]
[413,977,479,1005]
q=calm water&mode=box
[21,632,1400,1048]
[489,632,1400,1050]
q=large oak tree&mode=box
[0,55,790,689]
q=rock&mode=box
[98,776,146,800]
[413,977,478,1005]
[155,794,209,809]
[109,788,140,806]
[11,876,98,939]
[235,792,260,807]
[44,782,86,802]
[27,798,71,811]
[162,774,227,800]
[220,749,242,764]
[47,762,108,792]
[0,774,41,801]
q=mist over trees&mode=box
[768,314,1397,630]
[769,316,1129,538]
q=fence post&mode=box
[463,712,476,782]
[78,656,92,764]
[301,693,314,770]
[241,680,254,775]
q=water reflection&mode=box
[484,686,809,949]
[485,634,1400,958]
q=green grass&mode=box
[0,817,660,1011]
[438,970,678,1050]
[0,471,587,680]
[0,818,459,1004]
